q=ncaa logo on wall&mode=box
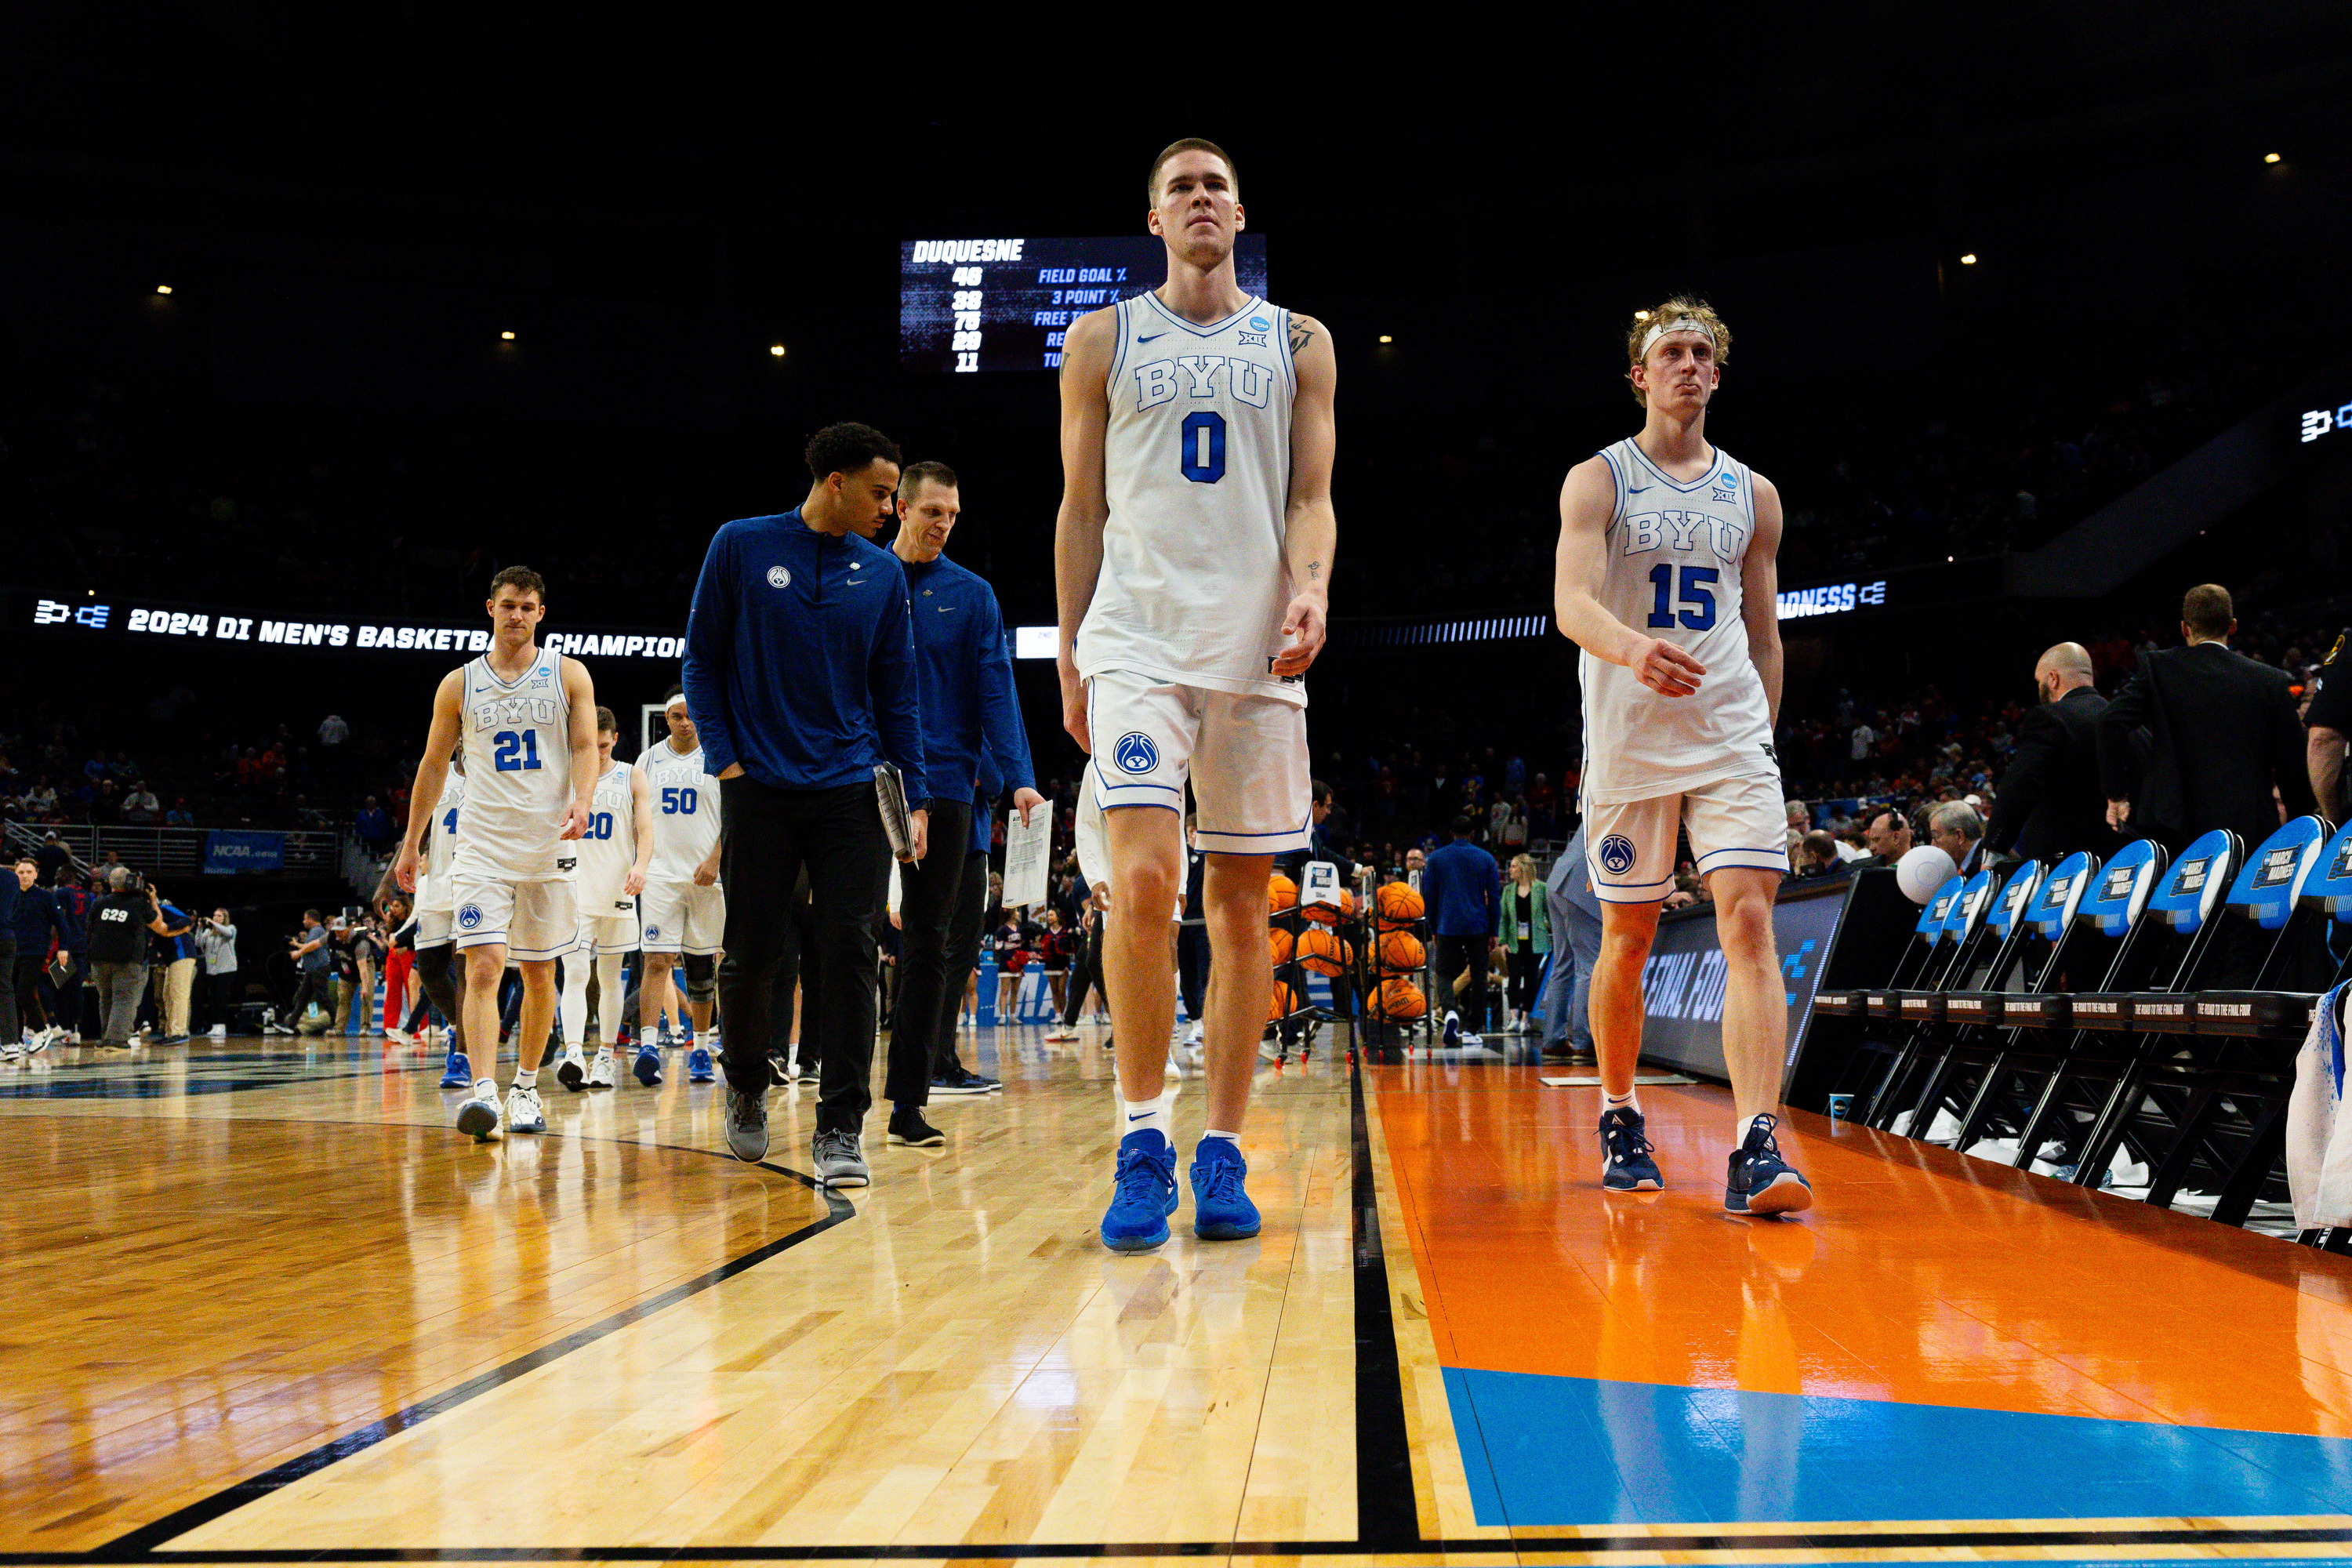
[1112,732,1159,774]
[1597,835,1638,877]
[456,903,485,931]
[767,565,791,590]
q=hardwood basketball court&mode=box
[4,1026,2349,1566]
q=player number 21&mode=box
[1645,564,1718,630]
[1178,411,1226,485]
[491,730,542,771]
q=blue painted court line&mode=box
[1445,1366,2352,1526]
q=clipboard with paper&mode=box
[1001,799,1051,910]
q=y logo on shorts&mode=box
[456,903,485,931]
[1112,732,1160,775]
[1597,835,1639,878]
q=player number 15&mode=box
[1645,564,1718,631]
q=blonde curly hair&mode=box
[1625,296,1732,407]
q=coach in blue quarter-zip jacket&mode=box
[685,421,927,1180]
[885,460,1044,1123]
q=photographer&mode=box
[89,867,164,1049]
[288,909,336,1035]
[195,909,239,1038]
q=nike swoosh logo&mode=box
[1627,484,1651,492]
[937,606,956,612]
[1127,1112,1151,1121]
[1136,332,1167,343]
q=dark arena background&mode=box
[9,10,2352,1566]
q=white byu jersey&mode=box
[454,644,576,880]
[575,760,637,910]
[416,771,467,915]
[638,738,720,884]
[1076,290,1304,706]
[1580,438,1777,805]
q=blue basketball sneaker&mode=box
[1100,1128,1178,1252]
[686,1044,716,1083]
[439,1048,473,1090]
[1189,1138,1261,1240]
[1599,1105,1663,1192]
[633,1040,664,1087]
[1725,1113,1813,1217]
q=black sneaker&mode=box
[886,1106,946,1146]
[961,1067,1002,1093]
[796,1060,821,1085]
[1724,1113,1813,1217]
[1600,1106,1664,1192]
[724,1086,769,1163]
[929,1071,990,1097]
[767,1054,791,1087]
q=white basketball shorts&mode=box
[449,874,579,960]
[640,879,724,956]
[577,895,641,956]
[416,908,453,949]
[1085,670,1309,855]
[1582,771,1788,905]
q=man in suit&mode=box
[1926,800,1989,878]
[2098,584,2316,856]
[2303,628,2352,822]
[1860,805,1912,867]
[1986,642,2118,865]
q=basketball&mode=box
[1300,887,1356,925]
[1268,873,1298,913]
[1374,977,1427,1020]
[1376,882,1425,927]
[1297,928,1351,976]
[1269,927,1296,966]
[1896,844,1959,904]
[1377,930,1426,973]
[1267,981,1301,1022]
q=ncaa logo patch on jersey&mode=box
[1112,732,1160,775]
[768,565,791,589]
[457,903,484,931]
[1597,835,1639,877]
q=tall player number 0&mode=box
[1178,411,1226,485]
[1645,564,1719,631]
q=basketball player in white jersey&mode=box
[395,565,598,1140]
[555,706,652,1091]
[1056,137,1338,1251]
[412,752,473,1079]
[1553,299,1812,1216]
[637,689,724,1086]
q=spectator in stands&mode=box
[51,866,89,1040]
[122,782,161,824]
[25,779,57,818]
[1784,799,1809,851]
[1422,817,1500,1043]
[2099,584,2315,855]
[195,908,238,1036]
[354,796,394,856]
[165,798,194,827]
[1861,806,1913,866]
[1793,831,1845,877]
[151,889,197,1044]
[318,713,350,749]
[1926,803,1987,877]
[1986,641,2117,864]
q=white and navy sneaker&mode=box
[556,1047,587,1092]
[1599,1106,1664,1192]
[1724,1114,1813,1217]
[455,1080,502,1140]
[586,1047,617,1089]
[504,1083,547,1134]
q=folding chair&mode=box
[1899,859,2054,1148]
[1862,866,2020,1133]
[2091,817,2332,1223]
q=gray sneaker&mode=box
[724,1086,769,1163]
[812,1127,869,1189]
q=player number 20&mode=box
[662,786,698,815]
[1645,564,1718,631]
[1178,411,1226,485]
[492,730,542,771]
[584,811,615,840]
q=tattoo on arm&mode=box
[1288,318,1316,355]
[1308,561,1323,583]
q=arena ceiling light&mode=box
[2265,152,2282,163]
[499,330,516,341]
[155,284,172,294]
[1377,334,1393,344]
[770,344,786,358]
[1960,253,1978,265]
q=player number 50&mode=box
[1178,411,1226,485]
[662,786,698,815]
[1645,564,1718,630]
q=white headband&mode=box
[1640,316,1715,358]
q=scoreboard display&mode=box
[899,235,1269,372]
